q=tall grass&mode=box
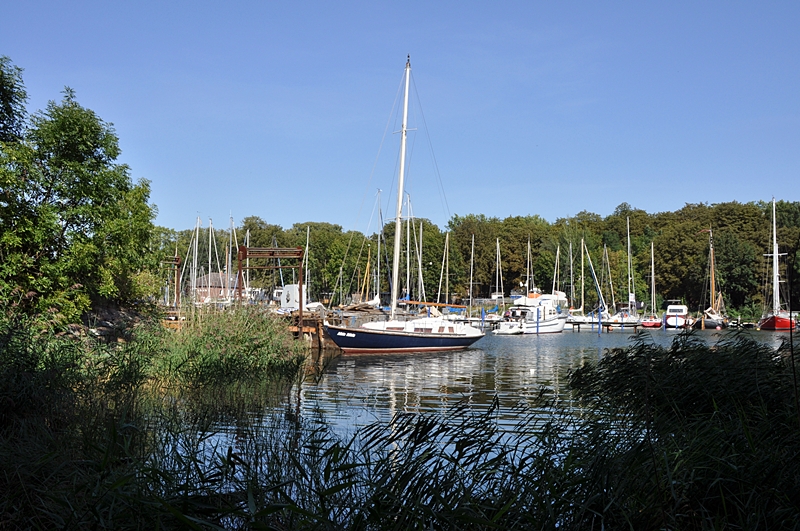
[0,307,307,529]
[2,319,800,529]
[567,331,800,529]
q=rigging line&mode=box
[411,74,451,220]
[211,222,224,290]
[178,226,194,297]
[408,200,426,302]
[332,71,405,306]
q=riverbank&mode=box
[2,321,798,528]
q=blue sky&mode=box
[2,2,799,233]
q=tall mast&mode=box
[495,238,500,296]
[627,217,635,315]
[650,241,656,314]
[245,229,250,293]
[708,228,716,312]
[772,198,780,314]
[376,190,381,302]
[445,231,449,304]
[208,218,213,297]
[390,56,411,319]
[580,238,585,312]
[585,240,606,312]
[406,201,411,299]
[604,244,616,310]
[417,220,425,302]
[569,241,574,305]
[191,217,200,302]
[437,231,449,304]
[305,226,311,300]
[496,238,504,309]
[526,238,531,292]
[468,233,474,317]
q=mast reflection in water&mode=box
[302,330,692,434]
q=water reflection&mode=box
[300,329,793,434]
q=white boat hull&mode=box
[494,315,567,335]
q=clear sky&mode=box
[2,1,799,233]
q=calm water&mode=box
[299,328,792,434]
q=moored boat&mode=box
[494,291,568,334]
[324,57,484,353]
[641,314,662,328]
[758,199,797,331]
[665,303,691,328]
[326,318,484,353]
[693,228,728,330]
[640,242,662,328]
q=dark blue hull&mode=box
[324,324,482,353]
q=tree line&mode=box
[3,55,799,325]
[166,199,800,321]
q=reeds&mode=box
[2,317,800,529]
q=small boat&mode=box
[693,228,728,330]
[665,303,691,328]
[325,57,484,353]
[641,314,662,328]
[758,198,797,331]
[492,319,524,335]
[606,308,642,327]
[327,317,484,353]
[493,291,568,334]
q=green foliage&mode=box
[715,230,760,307]
[155,306,306,387]
[1,59,157,325]
[0,56,27,143]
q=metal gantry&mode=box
[236,246,305,322]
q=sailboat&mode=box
[693,228,727,329]
[584,241,612,325]
[567,239,598,327]
[606,218,641,327]
[641,241,662,328]
[490,238,505,302]
[324,57,484,353]
[758,198,797,331]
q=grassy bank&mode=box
[2,321,800,529]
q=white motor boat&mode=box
[493,291,568,335]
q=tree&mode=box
[0,56,27,143]
[714,230,760,308]
[1,79,156,324]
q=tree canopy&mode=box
[0,57,157,325]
